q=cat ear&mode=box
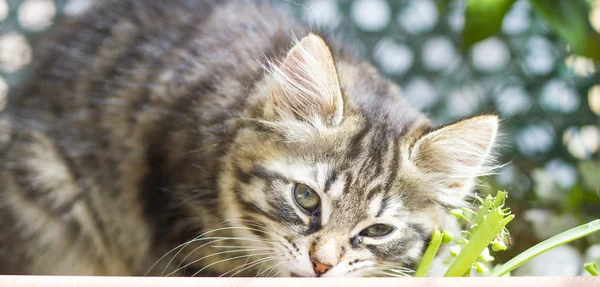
[264,33,343,128]
[409,115,499,205]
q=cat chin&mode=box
[282,261,317,277]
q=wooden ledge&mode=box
[0,276,599,287]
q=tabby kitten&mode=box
[0,0,498,277]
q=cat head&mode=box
[222,33,499,277]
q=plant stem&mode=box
[414,227,444,277]
[585,262,599,276]
[489,219,600,277]
[444,209,514,276]
[444,192,515,277]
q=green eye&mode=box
[293,183,320,214]
[360,224,395,238]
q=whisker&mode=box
[191,252,277,277]
[265,260,288,277]
[211,245,278,250]
[163,237,258,276]
[226,256,282,277]
[217,219,289,242]
[174,235,284,273]
[269,266,287,278]
[167,248,275,277]
[148,219,241,275]
[149,219,288,276]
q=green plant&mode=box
[585,262,599,276]
[461,0,600,60]
[414,227,444,277]
[415,191,600,277]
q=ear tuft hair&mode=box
[410,115,500,206]
[263,33,344,131]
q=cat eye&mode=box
[293,183,320,214]
[360,224,395,238]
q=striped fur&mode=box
[0,0,499,277]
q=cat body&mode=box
[0,0,498,277]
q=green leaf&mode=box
[585,262,599,276]
[489,219,600,277]
[462,0,517,49]
[530,0,600,60]
[414,227,445,277]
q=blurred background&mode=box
[0,0,599,276]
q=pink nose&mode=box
[311,259,332,276]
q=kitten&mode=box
[0,0,498,277]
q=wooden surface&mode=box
[0,276,599,287]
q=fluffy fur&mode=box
[0,0,499,277]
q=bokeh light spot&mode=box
[18,0,56,31]
[446,84,484,117]
[402,77,438,111]
[351,0,390,32]
[540,79,580,114]
[565,55,597,77]
[495,85,531,116]
[0,0,8,22]
[588,85,600,116]
[522,36,556,76]
[397,0,438,35]
[303,0,340,28]
[421,36,458,71]
[544,159,578,190]
[374,38,414,75]
[0,32,33,73]
[502,0,531,35]
[516,122,555,156]
[471,37,510,72]
[590,2,600,33]
[446,1,464,32]
[64,0,94,16]
[563,126,600,159]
